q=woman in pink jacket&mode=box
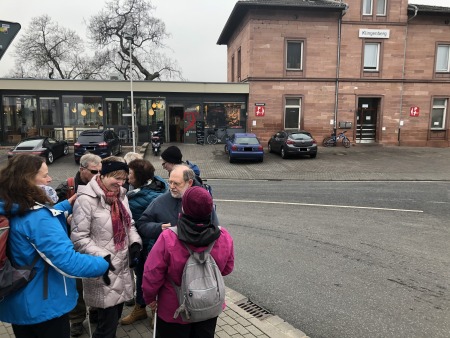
[142,186,234,338]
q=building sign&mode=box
[255,103,265,117]
[0,21,21,60]
[410,106,420,117]
[359,29,390,39]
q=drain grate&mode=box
[235,299,272,320]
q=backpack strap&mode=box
[66,177,76,199]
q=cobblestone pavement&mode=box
[1,142,449,338]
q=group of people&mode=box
[0,145,234,338]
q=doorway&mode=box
[168,106,184,142]
[356,98,380,143]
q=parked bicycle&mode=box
[322,130,351,148]
[206,127,230,144]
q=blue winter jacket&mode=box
[127,175,168,222]
[0,200,109,325]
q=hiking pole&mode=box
[152,296,158,338]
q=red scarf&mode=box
[96,176,131,251]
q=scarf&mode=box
[177,214,220,247]
[96,176,131,251]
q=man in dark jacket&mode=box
[56,153,102,201]
[55,153,102,337]
[136,165,219,253]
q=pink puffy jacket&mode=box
[142,227,234,324]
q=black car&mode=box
[74,129,122,164]
[268,130,317,159]
[7,136,69,164]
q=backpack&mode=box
[0,215,40,300]
[186,160,213,197]
[169,226,225,323]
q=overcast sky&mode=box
[0,0,448,82]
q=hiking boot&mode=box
[70,322,83,337]
[120,304,148,325]
[125,297,135,306]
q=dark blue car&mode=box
[74,129,122,164]
[224,133,264,163]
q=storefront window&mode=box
[204,102,246,129]
[40,97,61,126]
[3,96,37,142]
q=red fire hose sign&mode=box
[410,106,419,117]
[255,105,265,117]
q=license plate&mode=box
[244,147,253,151]
[299,148,308,152]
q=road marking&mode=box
[214,199,423,213]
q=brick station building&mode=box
[218,0,450,146]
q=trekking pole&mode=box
[87,307,93,338]
[152,296,158,338]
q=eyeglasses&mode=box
[82,167,99,175]
[168,180,184,187]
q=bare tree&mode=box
[87,0,183,81]
[10,15,104,79]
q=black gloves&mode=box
[102,254,116,285]
[128,243,141,268]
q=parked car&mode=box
[224,133,264,163]
[268,130,317,159]
[7,136,69,164]
[74,129,122,164]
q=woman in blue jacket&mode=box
[120,159,167,325]
[0,154,110,338]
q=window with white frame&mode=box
[364,42,380,71]
[286,41,303,70]
[284,98,301,129]
[363,0,386,16]
[431,98,447,130]
[436,45,450,72]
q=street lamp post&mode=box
[124,33,136,152]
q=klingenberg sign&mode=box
[359,29,390,39]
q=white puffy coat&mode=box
[71,178,142,308]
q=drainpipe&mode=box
[334,5,348,137]
[398,5,418,145]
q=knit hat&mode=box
[161,146,182,164]
[182,186,213,220]
[100,161,129,176]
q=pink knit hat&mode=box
[182,186,213,220]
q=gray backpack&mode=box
[169,227,225,322]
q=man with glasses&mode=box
[136,165,219,264]
[55,153,102,337]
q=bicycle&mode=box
[206,127,230,144]
[322,130,351,148]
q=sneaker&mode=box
[70,322,83,337]
[120,304,148,325]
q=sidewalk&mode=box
[0,287,307,338]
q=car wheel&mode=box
[46,151,54,164]
[310,153,317,159]
[224,145,229,154]
[75,158,80,164]
[229,154,234,163]
[281,147,287,159]
[268,142,273,153]
[63,144,69,155]
[259,156,264,163]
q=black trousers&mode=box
[12,313,70,338]
[92,303,124,338]
[156,316,218,338]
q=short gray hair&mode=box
[79,153,102,168]
[172,164,195,182]
[123,152,143,164]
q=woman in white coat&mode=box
[71,156,142,338]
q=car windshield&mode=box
[77,135,104,143]
[290,133,312,141]
[17,139,42,147]
[235,137,259,145]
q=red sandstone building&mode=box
[218,0,450,146]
